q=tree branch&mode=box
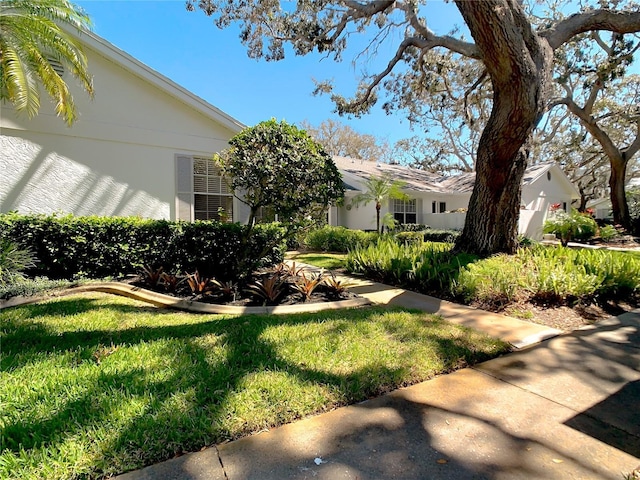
[541,10,640,50]
[556,97,623,162]
[623,120,640,160]
[401,3,480,59]
[463,69,487,123]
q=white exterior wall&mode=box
[338,191,471,231]
[338,197,388,231]
[521,168,574,213]
[1,133,173,218]
[1,34,238,220]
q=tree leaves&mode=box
[216,119,345,227]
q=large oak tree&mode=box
[188,0,640,255]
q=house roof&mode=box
[333,156,580,198]
[333,156,448,193]
[70,27,245,134]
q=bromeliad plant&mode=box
[140,265,164,288]
[159,272,184,293]
[245,273,287,305]
[292,270,325,301]
[217,280,238,301]
[323,273,351,299]
[186,271,220,297]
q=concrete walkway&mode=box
[326,272,562,349]
[117,271,640,480]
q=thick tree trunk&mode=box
[609,156,631,229]
[454,0,554,255]
[577,184,589,212]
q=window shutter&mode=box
[175,155,193,221]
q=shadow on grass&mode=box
[1,296,508,478]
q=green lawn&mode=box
[287,252,347,270]
[1,293,509,479]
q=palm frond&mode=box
[0,0,92,124]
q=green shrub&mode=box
[302,226,378,252]
[346,238,640,307]
[0,213,286,281]
[599,224,619,241]
[0,238,35,284]
[395,231,424,245]
[0,277,75,300]
[457,245,640,304]
[346,237,476,292]
[393,223,429,232]
[456,254,522,305]
[421,229,460,243]
[543,210,598,245]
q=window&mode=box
[193,157,233,221]
[431,201,446,213]
[175,155,233,222]
[393,198,417,224]
[47,57,65,77]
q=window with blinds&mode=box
[393,198,417,224]
[175,155,233,222]
[192,157,233,221]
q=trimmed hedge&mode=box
[421,229,460,243]
[301,226,378,252]
[0,213,286,281]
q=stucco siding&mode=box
[338,202,386,231]
[521,167,576,212]
[0,35,239,220]
[1,132,172,218]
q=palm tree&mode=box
[0,0,93,125]
[351,175,408,234]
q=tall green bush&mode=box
[302,226,378,252]
[0,213,286,281]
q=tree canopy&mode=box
[301,119,391,162]
[0,0,94,125]
[189,0,640,254]
[214,118,344,229]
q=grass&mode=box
[1,293,509,479]
[287,252,347,270]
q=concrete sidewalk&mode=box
[117,272,640,480]
[326,272,562,349]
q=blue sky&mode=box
[75,1,463,145]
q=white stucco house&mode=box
[329,156,580,240]
[1,29,249,223]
